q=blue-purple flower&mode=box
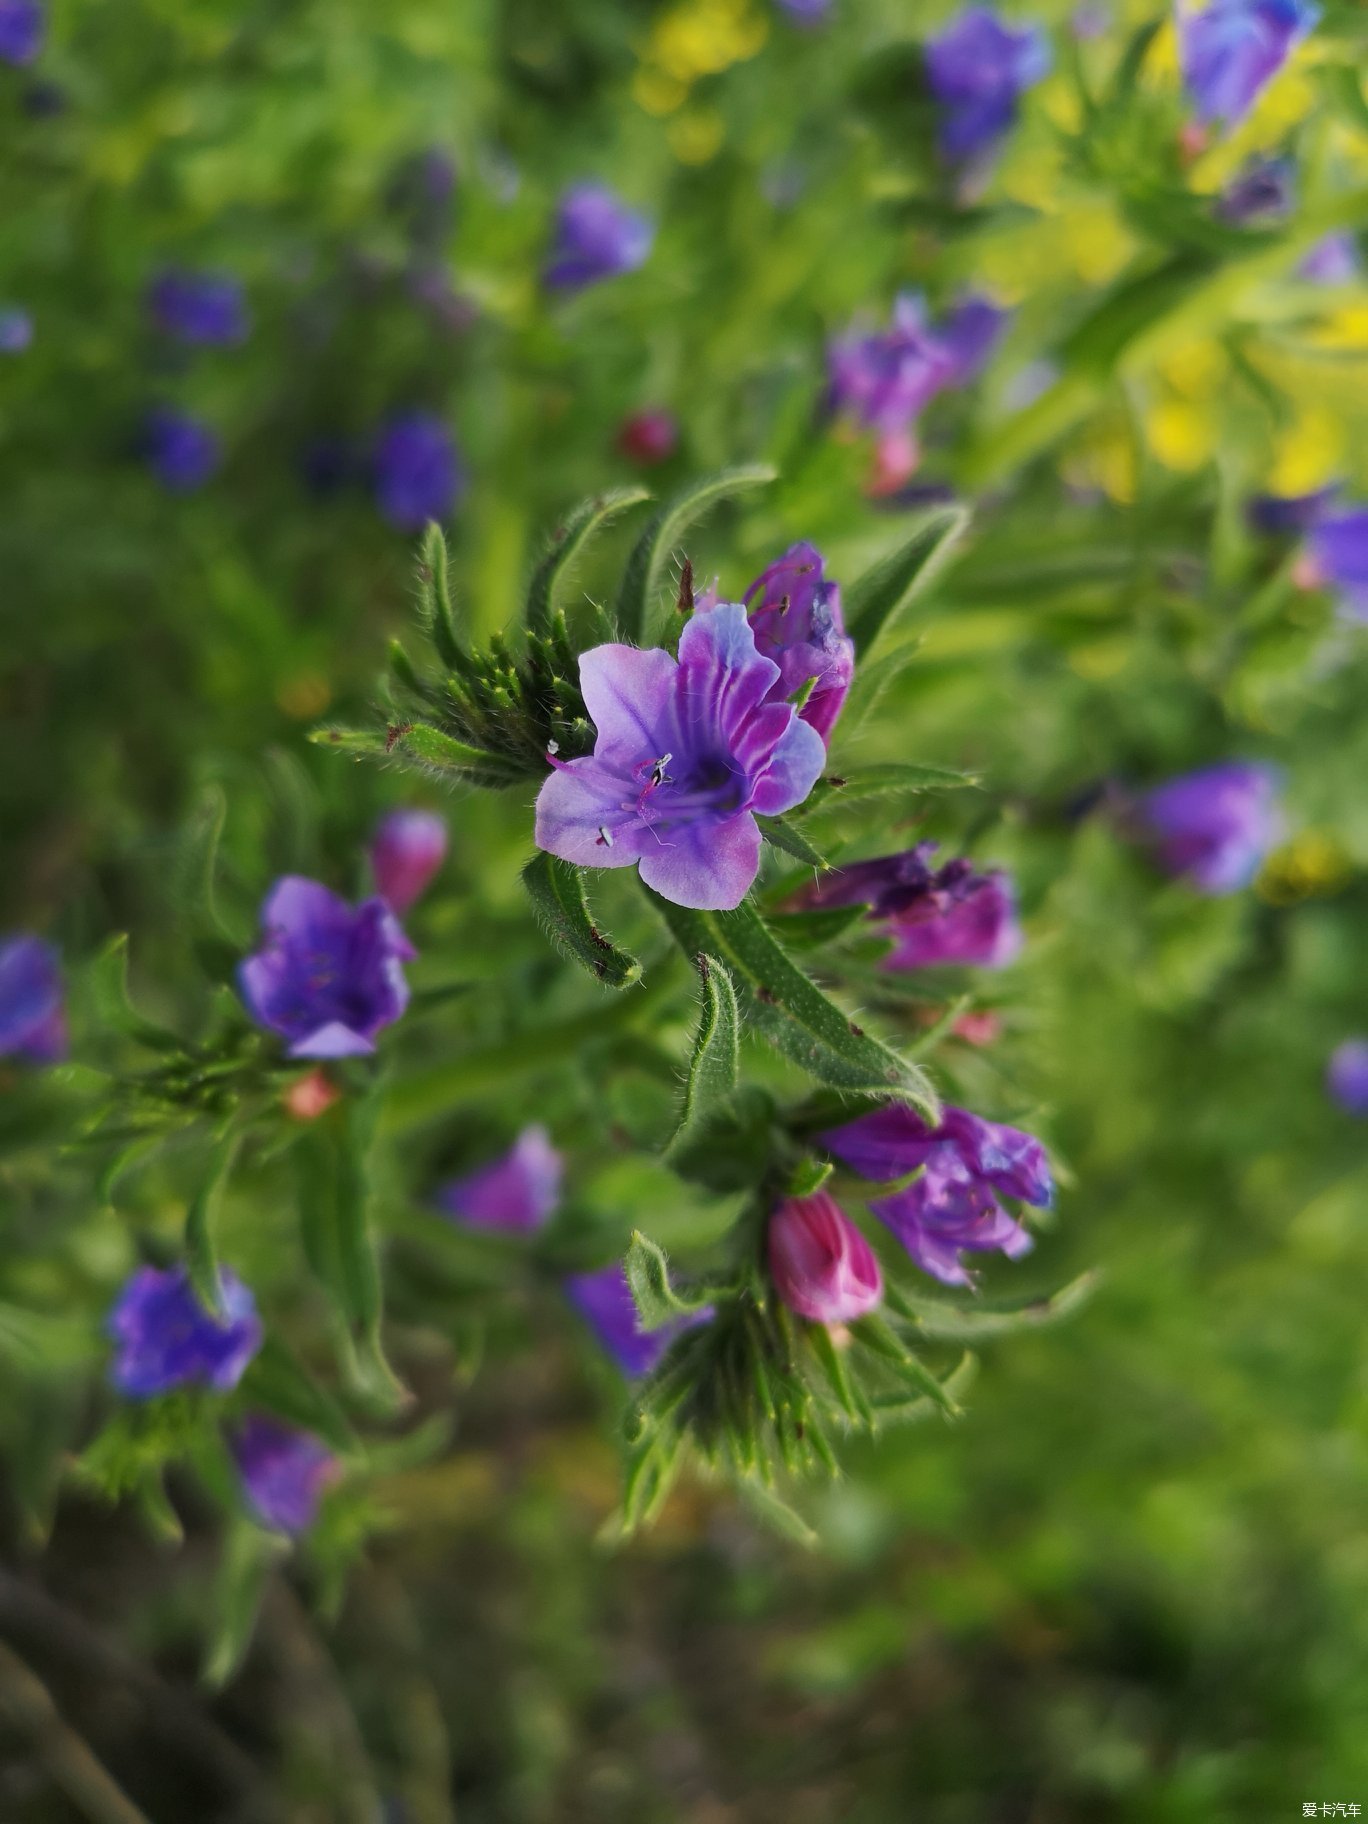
[535,603,826,910]
[776,0,832,24]
[804,843,1022,970]
[231,1415,339,1535]
[828,292,1007,439]
[1327,1039,1368,1117]
[564,1262,708,1377]
[1177,0,1318,127]
[1215,154,1295,225]
[822,1103,1051,1288]
[370,809,448,916]
[544,184,654,292]
[436,1126,564,1233]
[1309,507,1368,621]
[1246,484,1337,537]
[0,307,33,354]
[0,0,43,65]
[238,876,415,1059]
[1135,762,1283,893]
[924,8,1051,163]
[768,1192,883,1324]
[108,1266,262,1397]
[1299,232,1360,284]
[736,542,855,746]
[146,268,250,347]
[373,411,464,532]
[143,407,221,492]
[0,935,66,1064]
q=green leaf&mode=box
[185,1127,243,1314]
[521,852,642,989]
[418,523,463,667]
[736,1478,818,1548]
[175,784,243,951]
[786,1157,832,1198]
[623,1230,720,1331]
[308,723,526,788]
[756,814,830,870]
[615,464,777,644]
[887,1270,1098,1341]
[843,505,970,653]
[803,761,980,812]
[526,487,651,634]
[87,936,180,1051]
[646,890,939,1113]
[667,953,740,1155]
[236,1335,355,1454]
[204,1521,282,1688]
[763,904,870,952]
[850,1312,963,1415]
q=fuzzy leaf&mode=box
[843,505,970,653]
[803,761,980,812]
[736,1479,818,1548]
[526,487,651,634]
[667,954,740,1153]
[757,814,830,870]
[615,464,777,644]
[624,1230,719,1332]
[522,852,642,988]
[418,522,463,666]
[309,723,526,788]
[887,1270,1099,1341]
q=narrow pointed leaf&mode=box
[237,1335,355,1454]
[310,723,527,788]
[418,523,463,666]
[87,936,180,1051]
[888,1270,1098,1341]
[737,1479,819,1547]
[174,784,242,948]
[756,814,830,870]
[803,761,979,812]
[624,1230,720,1331]
[764,904,871,951]
[616,464,777,644]
[666,953,740,1153]
[843,505,970,653]
[185,1127,243,1314]
[522,853,642,988]
[526,487,651,634]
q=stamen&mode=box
[596,826,614,848]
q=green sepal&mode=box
[623,1230,722,1332]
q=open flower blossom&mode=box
[0,0,44,65]
[0,934,66,1064]
[1308,508,1368,621]
[534,602,826,910]
[146,268,250,347]
[734,542,855,745]
[768,1192,883,1324]
[1177,0,1318,127]
[924,8,1051,164]
[822,1103,1051,1287]
[370,809,448,915]
[239,876,414,1059]
[108,1265,262,1398]
[373,411,464,532]
[803,842,1022,970]
[564,1262,709,1377]
[231,1416,340,1535]
[143,407,221,491]
[1327,1039,1368,1117]
[436,1125,564,1233]
[827,293,1008,445]
[1135,762,1283,893]
[544,184,653,292]
[1298,232,1360,284]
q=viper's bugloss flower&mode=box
[1216,154,1295,225]
[805,843,1022,970]
[147,268,250,347]
[822,1104,1050,1287]
[0,0,43,65]
[373,412,463,533]
[231,1416,339,1535]
[535,603,826,910]
[436,1125,563,1233]
[768,1192,883,1324]
[238,876,414,1059]
[1246,484,1337,536]
[544,184,653,292]
[924,8,1051,163]
[370,809,448,915]
[828,292,1007,440]
[777,0,832,24]
[1136,761,1283,893]
[143,407,221,492]
[937,294,1010,381]
[737,542,855,745]
[0,307,33,353]
[1299,231,1360,284]
[1327,1039,1368,1116]
[1309,507,1368,620]
[565,1263,707,1377]
[618,409,679,466]
[0,935,65,1064]
[1177,0,1318,127]
[107,1266,262,1398]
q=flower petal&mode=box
[534,755,653,867]
[637,810,762,910]
[288,1021,377,1059]
[578,643,677,764]
[750,714,826,817]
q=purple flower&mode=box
[1136,762,1283,893]
[1216,154,1295,225]
[370,809,448,915]
[143,407,220,492]
[108,1265,262,1397]
[534,603,826,911]
[805,843,1022,969]
[231,1415,339,1534]
[768,1191,883,1324]
[924,8,1051,163]
[828,294,958,435]
[435,1125,564,1233]
[1327,1039,1368,1117]
[238,876,414,1059]
[1178,0,1318,127]
[618,408,679,466]
[544,184,653,292]
[1299,232,1360,284]
[823,1103,1050,1288]
[565,1262,708,1377]
[0,0,43,65]
[373,411,464,532]
[0,307,33,353]
[936,294,1010,384]
[737,542,855,745]
[146,268,249,347]
[0,935,66,1064]
[1246,484,1337,536]
[1309,507,1368,619]
[777,0,832,23]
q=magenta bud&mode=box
[768,1191,883,1325]
[370,809,448,915]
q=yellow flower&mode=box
[1267,406,1343,495]
[1257,831,1350,904]
[633,65,688,116]
[1145,397,1215,472]
[668,108,726,166]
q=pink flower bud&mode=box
[768,1191,883,1325]
[284,1068,341,1121]
[370,809,448,914]
[617,408,678,466]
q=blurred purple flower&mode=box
[1310,507,1368,620]
[370,809,448,915]
[937,294,1010,381]
[1136,761,1283,892]
[435,1125,564,1233]
[0,307,33,353]
[232,1416,339,1534]
[828,292,1007,438]
[544,184,653,292]
[238,876,414,1059]
[535,602,825,910]
[924,8,1051,163]
[739,541,855,745]
[0,0,44,65]
[1327,1039,1368,1117]
[805,843,1022,969]
[108,1266,262,1398]
[373,411,464,532]
[1215,154,1295,225]
[565,1262,708,1377]
[1178,0,1318,127]
[0,934,66,1064]
[768,1191,883,1324]
[1246,484,1337,536]
[147,268,250,347]
[143,407,221,492]
[777,0,832,24]
[1299,232,1360,284]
